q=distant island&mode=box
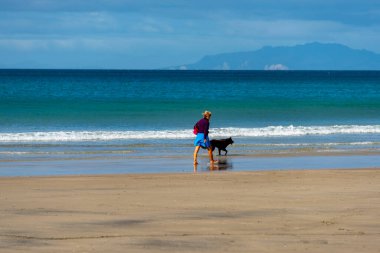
[169,42,380,70]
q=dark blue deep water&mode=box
[1,70,380,131]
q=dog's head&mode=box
[228,137,234,145]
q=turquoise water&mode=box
[1,70,380,130]
[1,70,380,175]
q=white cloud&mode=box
[0,38,123,51]
[265,64,289,70]
[219,62,230,70]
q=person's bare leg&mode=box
[193,146,201,164]
[208,147,217,163]
[193,163,198,173]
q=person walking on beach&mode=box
[193,110,217,165]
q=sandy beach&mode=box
[0,169,379,252]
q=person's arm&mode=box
[204,120,209,139]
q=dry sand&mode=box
[0,169,379,252]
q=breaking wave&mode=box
[1,125,380,142]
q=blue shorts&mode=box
[194,133,211,149]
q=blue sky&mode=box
[1,0,380,69]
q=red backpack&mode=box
[193,122,199,135]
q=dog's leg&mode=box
[218,148,221,156]
[223,149,228,156]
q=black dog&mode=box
[210,137,234,156]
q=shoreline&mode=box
[1,169,379,252]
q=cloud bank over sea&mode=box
[0,0,379,69]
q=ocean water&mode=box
[1,70,380,175]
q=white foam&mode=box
[213,125,380,137]
[1,125,380,142]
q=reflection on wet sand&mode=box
[193,158,233,172]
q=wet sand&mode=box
[0,169,379,252]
